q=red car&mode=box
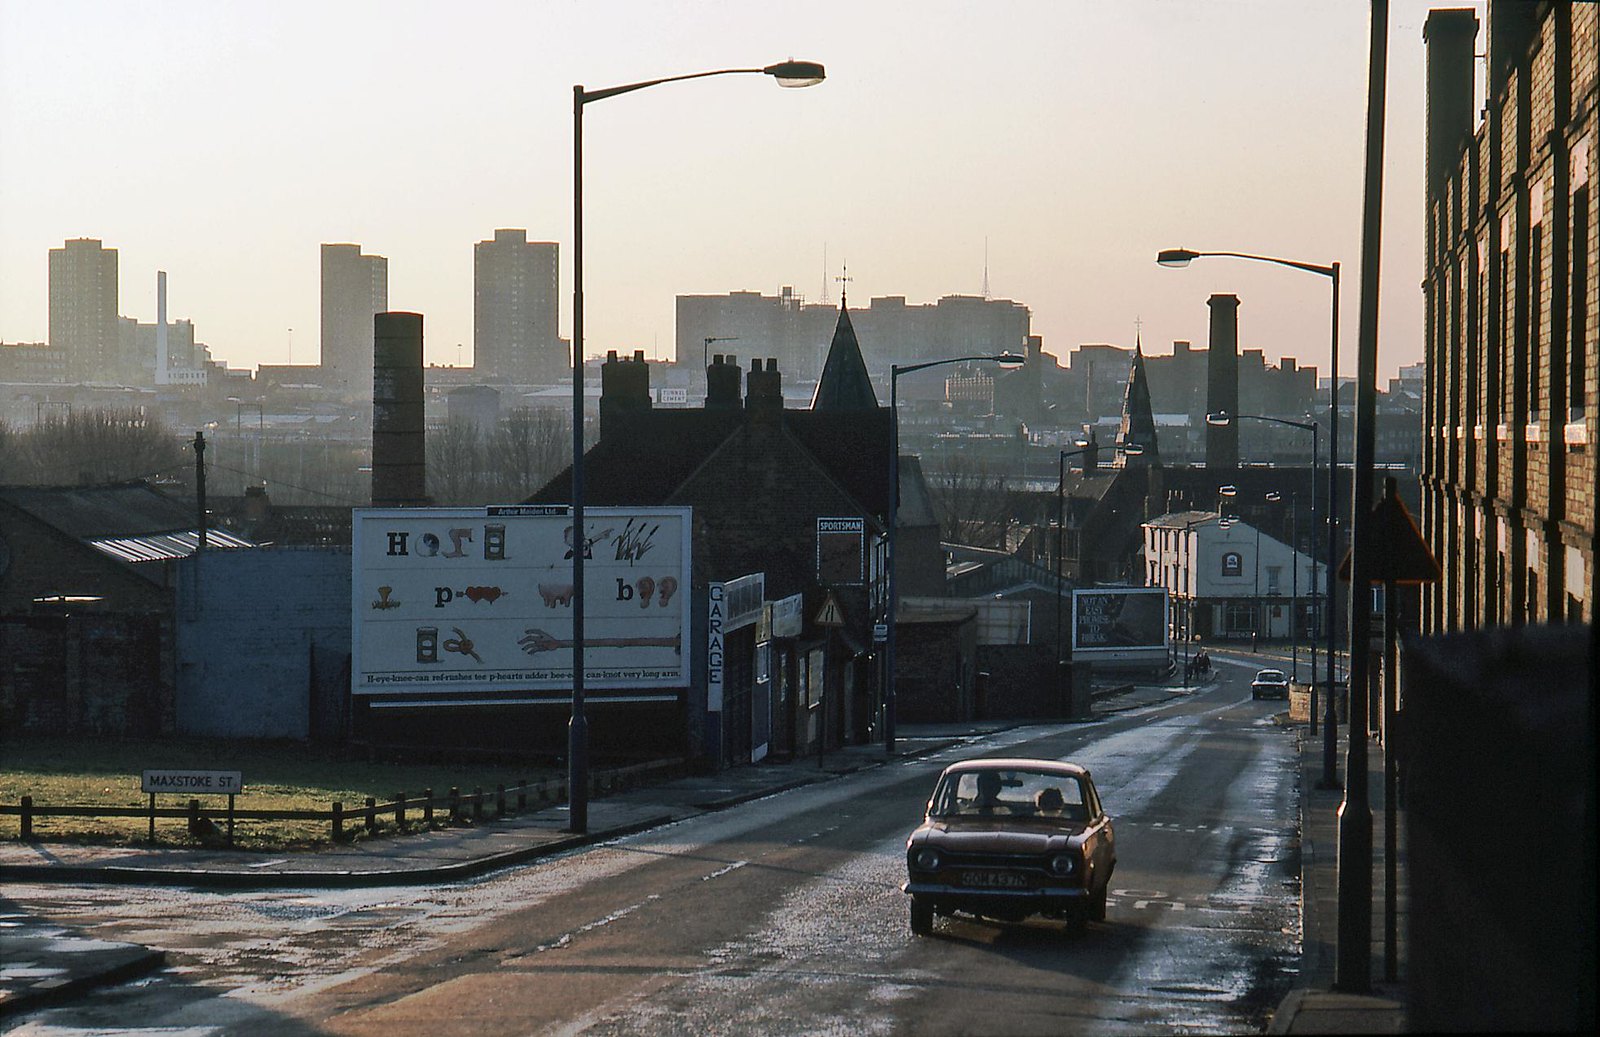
[903,758,1116,935]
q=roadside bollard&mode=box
[19,795,32,840]
[332,801,344,841]
[423,788,434,825]
[496,784,506,818]
[364,796,376,833]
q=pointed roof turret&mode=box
[810,303,879,411]
[1116,335,1160,466]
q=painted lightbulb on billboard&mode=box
[352,506,691,695]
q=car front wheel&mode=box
[910,896,934,936]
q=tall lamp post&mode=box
[885,352,1024,754]
[1207,411,1326,744]
[570,59,825,832]
[1159,246,1341,789]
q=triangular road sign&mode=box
[815,592,845,626]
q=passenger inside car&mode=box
[1034,787,1066,815]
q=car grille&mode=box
[937,851,1048,871]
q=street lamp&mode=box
[1207,410,1328,753]
[1160,246,1341,789]
[885,352,1024,754]
[569,59,824,832]
[1053,441,1142,705]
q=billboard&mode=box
[352,506,691,696]
[1072,587,1170,666]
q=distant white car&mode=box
[1251,669,1290,700]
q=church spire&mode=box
[810,297,879,411]
[1117,334,1160,466]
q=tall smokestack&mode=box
[1205,294,1240,470]
[371,311,427,506]
[155,271,169,385]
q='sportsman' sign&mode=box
[141,770,244,795]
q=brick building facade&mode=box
[1422,3,1597,630]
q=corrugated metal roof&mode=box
[89,528,255,564]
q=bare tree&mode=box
[10,408,185,486]
[427,419,491,504]
[924,453,1020,550]
[492,407,569,502]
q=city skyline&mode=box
[1,1,1483,383]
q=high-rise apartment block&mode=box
[474,229,560,383]
[49,238,120,382]
[320,243,388,392]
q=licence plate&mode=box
[959,869,1028,889]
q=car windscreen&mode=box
[930,769,1088,821]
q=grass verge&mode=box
[1,735,560,851]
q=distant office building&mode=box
[675,288,1031,388]
[0,342,66,384]
[320,243,388,392]
[49,238,120,382]
[851,293,1031,389]
[474,229,560,383]
[1422,3,1596,628]
[676,286,835,383]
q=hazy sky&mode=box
[1,1,1483,384]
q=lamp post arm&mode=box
[578,67,767,106]
[1227,413,1317,434]
[892,353,1021,379]
[1192,250,1337,279]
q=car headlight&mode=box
[911,848,942,872]
[1047,853,1078,877]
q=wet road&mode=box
[4,661,1299,1035]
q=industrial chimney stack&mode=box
[1204,294,1240,470]
[371,311,428,506]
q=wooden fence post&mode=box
[516,780,526,811]
[472,787,484,820]
[395,791,406,829]
[448,786,461,821]
[332,801,344,841]
[19,795,32,840]
[495,784,506,818]
[364,796,376,833]
[423,788,434,825]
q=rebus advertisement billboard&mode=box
[352,506,691,696]
[1071,587,1170,668]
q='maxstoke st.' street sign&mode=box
[141,770,244,795]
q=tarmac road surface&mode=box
[3,671,1300,1035]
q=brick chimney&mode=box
[599,349,652,440]
[745,357,783,418]
[1424,8,1479,203]
[706,353,743,411]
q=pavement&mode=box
[0,664,1410,1032]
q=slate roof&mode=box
[0,482,199,540]
[0,481,257,567]
[532,407,895,519]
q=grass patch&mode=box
[1,735,560,851]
